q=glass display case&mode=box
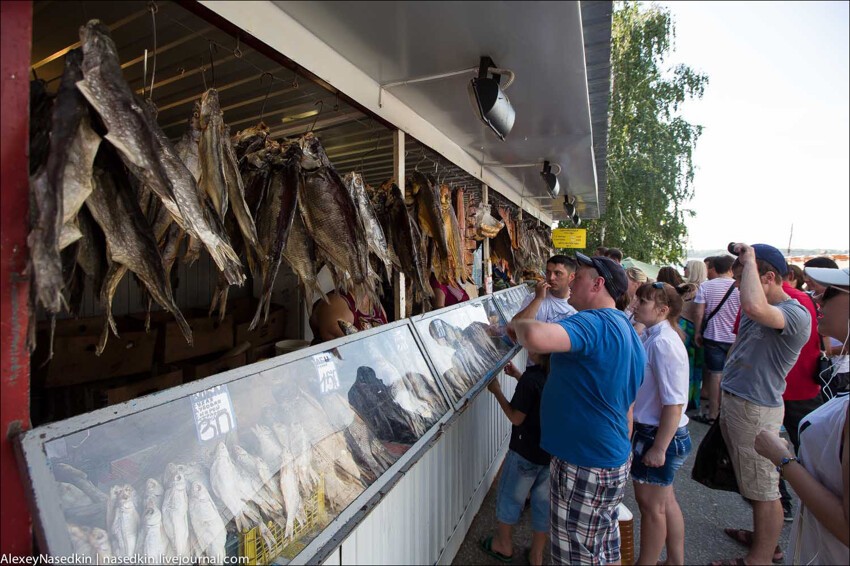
[492,284,532,321]
[17,321,451,564]
[413,297,518,406]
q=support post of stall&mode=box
[393,130,406,319]
[481,183,492,294]
[1,0,34,555]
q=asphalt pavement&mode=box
[452,416,795,565]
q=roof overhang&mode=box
[198,0,611,223]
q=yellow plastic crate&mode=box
[240,476,327,564]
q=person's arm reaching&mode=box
[755,405,850,547]
[733,243,787,329]
[510,319,572,353]
[513,279,549,321]
[487,379,527,425]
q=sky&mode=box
[652,1,849,252]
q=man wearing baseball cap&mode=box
[508,252,645,565]
[711,243,811,566]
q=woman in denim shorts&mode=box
[631,282,694,565]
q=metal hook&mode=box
[358,133,382,172]
[415,149,427,172]
[233,34,243,58]
[259,72,274,122]
[307,99,324,133]
[333,92,340,112]
[208,41,217,88]
[147,2,158,101]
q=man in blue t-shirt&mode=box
[509,252,645,565]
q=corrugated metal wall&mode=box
[334,349,527,566]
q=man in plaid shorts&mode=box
[511,253,645,564]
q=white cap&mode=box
[804,267,850,288]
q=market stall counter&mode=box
[15,288,527,565]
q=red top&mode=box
[733,283,821,401]
[429,274,470,307]
[339,292,387,330]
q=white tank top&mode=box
[788,393,849,565]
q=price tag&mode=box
[191,385,237,443]
[313,352,340,394]
[552,228,587,249]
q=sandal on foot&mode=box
[480,536,513,563]
[722,529,784,563]
[693,414,716,425]
[708,559,748,566]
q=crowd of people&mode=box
[480,245,849,565]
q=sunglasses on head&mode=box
[651,282,665,289]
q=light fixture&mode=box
[481,160,564,199]
[379,56,516,140]
[540,161,560,198]
[468,56,516,141]
[564,195,577,217]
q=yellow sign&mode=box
[552,228,587,249]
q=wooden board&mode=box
[101,368,184,406]
[131,310,234,365]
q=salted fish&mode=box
[209,442,263,532]
[344,172,394,279]
[188,481,227,563]
[298,133,370,288]
[138,501,171,561]
[161,467,191,557]
[109,485,140,557]
[409,172,450,281]
[86,164,192,352]
[58,112,101,250]
[250,141,301,330]
[385,183,432,309]
[88,528,113,562]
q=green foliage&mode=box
[568,1,707,264]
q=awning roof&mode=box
[201,0,612,222]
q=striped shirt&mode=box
[694,278,740,343]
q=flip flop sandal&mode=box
[480,535,514,563]
[723,528,784,563]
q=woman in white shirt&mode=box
[630,281,692,566]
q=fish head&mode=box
[189,480,210,502]
[145,478,163,497]
[199,88,222,127]
[143,502,161,525]
[78,20,118,69]
[89,528,109,546]
[298,132,329,171]
[214,441,230,460]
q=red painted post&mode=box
[1,0,33,556]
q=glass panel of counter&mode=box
[412,297,517,406]
[492,284,533,321]
[27,323,449,564]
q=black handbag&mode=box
[691,417,740,493]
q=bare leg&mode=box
[746,500,783,565]
[529,531,547,565]
[707,372,722,420]
[491,521,514,558]
[664,490,685,565]
[634,482,670,565]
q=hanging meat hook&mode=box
[208,41,217,88]
[259,72,274,122]
[307,99,324,133]
[358,133,382,173]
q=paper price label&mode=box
[191,384,236,443]
[313,352,340,394]
[552,228,587,249]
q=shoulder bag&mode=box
[700,283,736,336]
[691,417,740,493]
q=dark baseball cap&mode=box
[575,252,629,299]
[729,243,789,277]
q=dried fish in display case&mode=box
[492,285,533,321]
[15,321,451,564]
[414,297,519,406]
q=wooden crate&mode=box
[247,342,278,364]
[31,316,158,388]
[182,350,248,382]
[229,297,287,348]
[100,367,184,406]
[132,310,234,365]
